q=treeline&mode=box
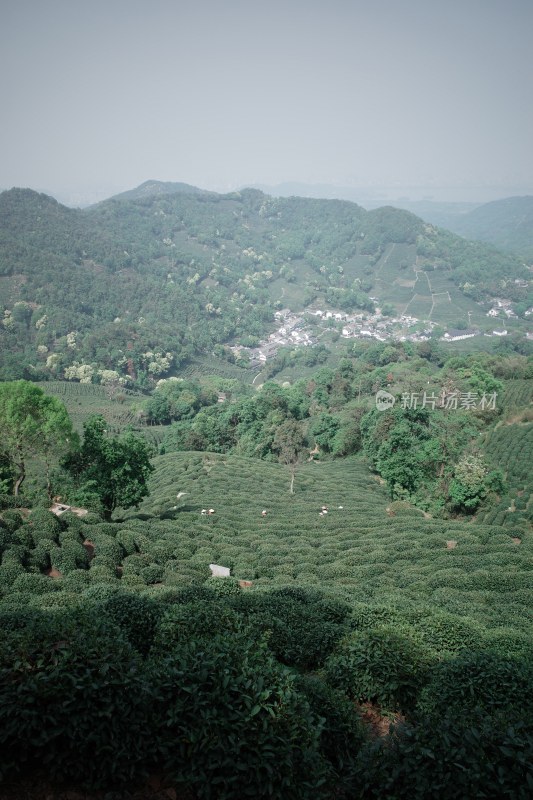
[0,381,153,518]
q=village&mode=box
[229,294,532,367]
[230,304,436,367]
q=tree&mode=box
[66,415,153,520]
[272,418,306,493]
[449,453,504,513]
[0,380,76,497]
[311,413,340,453]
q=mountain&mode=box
[105,179,209,203]
[0,183,530,383]
[438,196,533,260]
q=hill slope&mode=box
[443,196,533,259]
[0,184,530,382]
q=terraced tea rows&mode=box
[478,422,533,529]
[44,381,143,433]
[122,452,533,632]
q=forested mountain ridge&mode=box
[439,195,533,260]
[0,184,530,384]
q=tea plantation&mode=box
[1,451,532,798]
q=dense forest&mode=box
[1,183,533,798]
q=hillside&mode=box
[1,358,533,797]
[105,179,208,203]
[441,196,533,260]
[0,183,530,384]
[1,447,532,796]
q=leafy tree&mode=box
[449,453,505,513]
[272,418,307,493]
[0,381,76,497]
[65,415,153,520]
[311,413,340,453]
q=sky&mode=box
[1,0,533,205]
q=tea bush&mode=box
[148,631,331,799]
[0,610,155,788]
[417,651,533,717]
[358,711,533,799]
[325,625,433,711]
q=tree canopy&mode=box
[0,380,75,496]
[65,415,153,519]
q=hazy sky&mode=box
[1,0,532,203]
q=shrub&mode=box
[417,651,533,717]
[413,612,485,655]
[122,552,152,575]
[0,560,25,590]
[140,563,164,585]
[0,610,154,788]
[120,572,146,588]
[116,528,138,556]
[27,541,52,572]
[0,510,24,532]
[358,711,533,800]
[204,576,242,596]
[230,587,351,670]
[88,533,123,567]
[26,509,63,544]
[324,625,432,711]
[148,632,331,798]
[11,573,58,595]
[61,569,91,593]
[297,674,368,793]
[102,591,161,656]
[152,598,244,652]
[51,542,89,574]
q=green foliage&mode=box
[325,626,432,711]
[296,674,367,791]
[0,609,154,788]
[0,380,76,497]
[231,587,351,670]
[449,452,505,513]
[148,630,331,798]
[26,507,64,544]
[65,415,154,518]
[417,651,533,717]
[1,185,528,385]
[358,711,533,800]
[100,591,161,655]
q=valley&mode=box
[0,182,532,800]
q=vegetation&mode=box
[0,183,533,797]
[63,414,154,519]
[443,195,533,261]
[0,380,76,497]
[1,184,530,384]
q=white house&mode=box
[442,328,478,342]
